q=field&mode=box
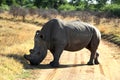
[0,12,120,80]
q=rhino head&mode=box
[24,30,47,65]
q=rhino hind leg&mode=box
[86,38,100,65]
[94,52,99,64]
[87,51,100,65]
[87,50,96,65]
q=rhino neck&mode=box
[41,19,64,50]
[41,29,53,50]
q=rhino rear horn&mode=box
[29,49,34,54]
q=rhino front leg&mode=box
[50,45,64,67]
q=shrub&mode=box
[58,4,76,11]
[24,4,37,9]
[28,8,38,16]
[88,4,98,11]
[102,4,120,17]
[9,6,28,22]
[18,7,28,22]
[0,9,4,14]
[76,5,85,11]
[0,4,9,10]
[9,6,20,18]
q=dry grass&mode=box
[0,20,40,80]
[97,24,120,36]
[97,18,120,36]
[0,12,120,79]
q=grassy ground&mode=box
[97,18,120,46]
[0,12,120,80]
[0,19,40,80]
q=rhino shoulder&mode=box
[49,18,63,24]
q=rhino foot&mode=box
[50,61,59,67]
[94,60,99,65]
[87,62,94,65]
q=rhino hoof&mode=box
[87,62,94,65]
[94,61,100,65]
[30,62,39,65]
[50,61,59,67]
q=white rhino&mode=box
[24,19,101,67]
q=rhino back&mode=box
[40,19,100,51]
[64,21,97,51]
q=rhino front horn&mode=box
[24,54,31,60]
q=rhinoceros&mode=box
[24,19,101,67]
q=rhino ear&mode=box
[36,30,41,35]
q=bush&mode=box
[88,4,98,11]
[9,6,28,22]
[75,1,86,11]
[76,5,85,11]
[23,4,37,9]
[58,4,76,11]
[102,4,120,17]
[0,4,9,10]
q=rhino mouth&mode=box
[24,49,47,65]
[24,49,40,65]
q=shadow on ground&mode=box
[1,53,87,69]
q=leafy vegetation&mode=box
[58,4,76,11]
[102,4,120,17]
[0,0,120,17]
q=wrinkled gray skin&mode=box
[24,19,101,67]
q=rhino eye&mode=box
[40,35,44,39]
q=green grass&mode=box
[17,70,32,79]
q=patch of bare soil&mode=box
[21,40,120,80]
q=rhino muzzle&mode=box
[24,49,47,65]
[24,54,41,65]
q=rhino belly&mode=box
[64,33,92,51]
